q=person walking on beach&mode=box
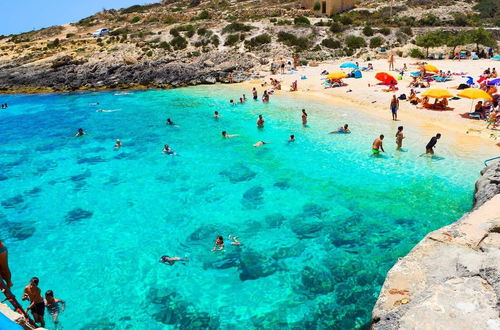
[390,95,399,121]
[293,55,299,70]
[395,126,404,150]
[44,290,65,326]
[425,133,441,155]
[0,240,13,289]
[301,109,308,126]
[280,57,285,74]
[22,277,45,328]
[388,54,395,71]
[257,115,265,128]
[372,135,385,155]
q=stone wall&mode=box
[371,160,500,330]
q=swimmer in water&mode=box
[301,109,308,126]
[166,118,175,125]
[239,97,244,104]
[230,99,235,106]
[252,87,258,100]
[212,236,224,251]
[243,94,247,102]
[329,124,350,134]
[159,255,188,266]
[75,128,86,137]
[257,115,265,128]
[44,290,65,326]
[253,141,269,147]
[96,109,118,112]
[214,111,219,119]
[395,126,404,150]
[163,144,176,155]
[372,135,385,154]
[222,131,238,138]
[114,139,122,149]
[288,134,295,142]
[228,235,242,246]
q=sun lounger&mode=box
[433,76,451,82]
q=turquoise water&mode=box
[0,86,493,329]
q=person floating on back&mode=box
[372,135,385,155]
[44,290,65,326]
[426,133,441,155]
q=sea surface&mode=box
[0,86,494,329]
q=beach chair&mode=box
[471,52,479,60]
[433,76,449,82]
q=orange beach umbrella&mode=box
[421,88,453,98]
[375,72,397,85]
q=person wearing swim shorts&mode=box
[426,133,441,154]
[372,135,385,154]
[395,126,404,150]
[390,95,399,121]
[257,115,265,128]
[252,88,258,100]
[0,240,12,288]
[23,277,45,327]
[44,290,65,326]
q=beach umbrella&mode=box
[375,72,397,85]
[457,88,493,101]
[420,64,439,73]
[340,62,358,69]
[421,88,453,99]
[492,55,500,60]
[487,78,500,85]
[326,71,348,80]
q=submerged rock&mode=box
[219,164,256,183]
[70,170,91,182]
[273,180,290,190]
[1,195,25,209]
[241,186,264,208]
[25,187,42,196]
[7,222,36,241]
[264,213,286,228]
[65,208,93,223]
[238,249,279,281]
[300,265,335,295]
[79,318,116,330]
[77,156,105,165]
[0,174,8,181]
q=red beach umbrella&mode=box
[375,72,397,85]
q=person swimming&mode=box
[372,135,385,154]
[166,118,175,125]
[44,290,65,326]
[212,236,225,251]
[228,235,242,246]
[114,139,122,149]
[257,115,265,128]
[159,256,188,266]
[214,111,219,119]
[75,128,86,137]
[222,131,238,138]
[253,141,269,147]
[163,144,176,155]
[288,134,295,142]
[329,124,350,134]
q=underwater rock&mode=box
[273,180,290,190]
[289,215,324,239]
[70,170,91,182]
[271,243,306,260]
[1,195,25,209]
[79,318,116,330]
[7,222,36,241]
[300,265,335,294]
[188,225,220,241]
[239,249,279,281]
[241,186,264,208]
[203,252,241,270]
[0,174,8,181]
[219,164,256,183]
[264,213,286,228]
[65,208,93,223]
[302,203,329,218]
[25,187,42,196]
[77,156,105,165]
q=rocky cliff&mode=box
[371,160,500,330]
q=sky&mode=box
[0,0,156,35]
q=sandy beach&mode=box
[241,58,500,152]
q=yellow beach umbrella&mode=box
[419,64,439,73]
[326,71,348,80]
[457,88,493,101]
[421,88,453,98]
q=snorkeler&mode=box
[159,256,188,266]
[163,144,176,155]
[329,124,350,134]
[44,290,65,326]
[75,128,85,137]
[114,139,122,149]
[212,236,225,251]
[372,135,385,154]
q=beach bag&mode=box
[458,83,469,90]
[399,94,407,100]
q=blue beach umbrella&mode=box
[488,78,500,85]
[340,62,358,69]
[492,55,500,60]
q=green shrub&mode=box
[245,33,271,48]
[170,29,180,37]
[196,10,211,20]
[110,28,130,36]
[211,35,220,47]
[321,38,341,49]
[159,41,171,51]
[379,27,391,36]
[474,0,498,19]
[399,26,413,36]
[47,38,60,49]
[345,36,366,49]
[362,26,374,37]
[452,12,469,26]
[369,36,384,48]
[170,35,187,50]
[277,31,310,51]
[224,34,240,46]
[146,50,153,57]
[197,27,208,36]
[339,15,353,25]
[330,22,343,33]
[163,16,177,25]
[409,48,425,59]
[270,18,277,23]
[419,14,439,26]
[294,16,311,26]
[222,22,254,33]
[66,33,75,38]
[130,16,141,23]
[277,19,292,25]
[313,1,321,11]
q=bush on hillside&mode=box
[222,22,254,34]
[163,16,177,25]
[294,16,311,26]
[379,27,391,36]
[277,31,311,51]
[245,34,271,48]
[130,16,141,23]
[345,36,366,49]
[170,35,187,50]
[362,26,374,37]
[224,34,240,46]
[369,36,384,48]
[474,0,498,19]
[399,26,413,36]
[196,10,211,20]
[330,22,343,33]
[313,2,321,11]
[211,35,220,47]
[409,48,425,59]
[321,38,341,49]
[339,15,353,25]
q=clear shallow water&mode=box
[0,86,493,329]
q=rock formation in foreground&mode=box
[372,160,500,330]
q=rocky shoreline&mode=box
[0,51,261,94]
[371,160,500,330]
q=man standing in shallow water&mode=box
[372,135,385,154]
[395,126,404,150]
[22,277,45,328]
[426,133,441,154]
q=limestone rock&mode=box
[123,56,137,65]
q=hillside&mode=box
[0,0,498,92]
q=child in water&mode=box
[44,290,65,327]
